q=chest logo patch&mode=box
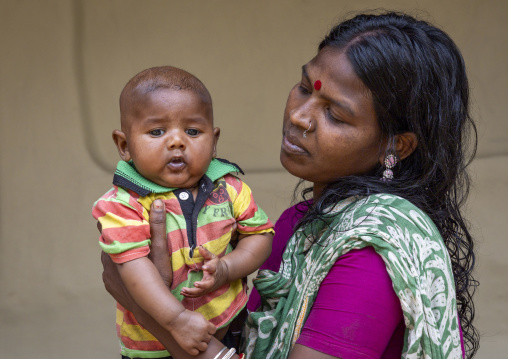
[207,185,229,205]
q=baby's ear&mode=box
[112,130,131,162]
[212,127,220,158]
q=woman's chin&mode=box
[280,152,312,182]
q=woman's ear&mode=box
[394,132,418,160]
[378,132,418,165]
[112,130,131,162]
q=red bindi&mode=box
[314,80,322,90]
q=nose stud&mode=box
[303,121,312,138]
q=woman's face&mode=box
[280,47,385,198]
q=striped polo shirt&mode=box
[92,158,274,358]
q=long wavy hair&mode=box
[294,11,479,358]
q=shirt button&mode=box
[179,192,190,200]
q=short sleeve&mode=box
[224,175,274,235]
[296,246,404,359]
[92,186,151,263]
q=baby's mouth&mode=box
[167,157,186,170]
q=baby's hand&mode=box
[168,309,216,355]
[181,246,229,298]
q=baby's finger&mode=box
[180,287,205,298]
[202,261,217,273]
[197,341,208,352]
[198,245,216,261]
[187,347,199,356]
[193,278,214,290]
[208,322,217,335]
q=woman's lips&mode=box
[282,134,307,154]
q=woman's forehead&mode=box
[306,48,355,80]
[304,48,373,113]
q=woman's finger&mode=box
[148,199,173,287]
[148,199,167,251]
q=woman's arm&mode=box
[289,344,339,359]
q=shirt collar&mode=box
[112,158,243,197]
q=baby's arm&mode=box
[95,193,215,354]
[181,232,273,297]
[222,232,273,279]
[118,257,216,355]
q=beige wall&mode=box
[1,0,507,357]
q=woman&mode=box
[102,11,479,359]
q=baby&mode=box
[93,66,274,358]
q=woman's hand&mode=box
[101,251,137,311]
[180,246,229,298]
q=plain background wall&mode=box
[1,0,507,357]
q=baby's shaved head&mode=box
[120,66,212,125]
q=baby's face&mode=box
[123,89,219,189]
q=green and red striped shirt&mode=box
[93,159,274,358]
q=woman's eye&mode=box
[326,108,342,124]
[186,129,200,136]
[298,83,311,95]
[149,129,164,136]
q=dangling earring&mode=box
[303,121,311,138]
[381,154,397,181]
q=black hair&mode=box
[119,66,212,121]
[295,11,479,357]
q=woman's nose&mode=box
[289,98,315,130]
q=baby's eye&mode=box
[186,129,200,136]
[149,129,164,136]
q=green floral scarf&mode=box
[244,194,463,359]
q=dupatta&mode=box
[244,194,463,359]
